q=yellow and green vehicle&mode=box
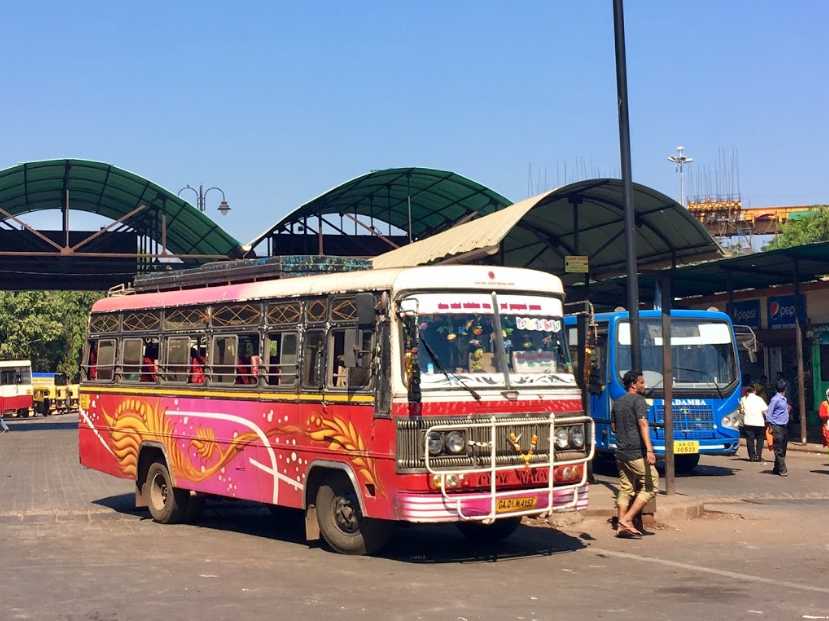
[32,372,78,416]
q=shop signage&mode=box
[767,294,807,329]
[731,300,760,328]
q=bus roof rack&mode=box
[132,255,373,293]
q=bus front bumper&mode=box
[394,483,590,523]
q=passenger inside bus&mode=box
[236,336,260,385]
[141,343,159,383]
[87,343,98,380]
[189,347,206,384]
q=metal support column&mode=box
[613,0,640,371]
[318,214,324,256]
[726,272,735,317]
[660,274,675,495]
[794,258,807,444]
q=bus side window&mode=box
[266,332,298,386]
[84,340,99,381]
[236,334,260,385]
[96,339,117,382]
[141,339,160,383]
[328,328,373,390]
[211,335,238,385]
[302,331,324,389]
[121,338,143,382]
[164,337,190,383]
[188,337,207,385]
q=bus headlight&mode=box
[445,431,466,454]
[569,426,586,449]
[554,427,570,450]
[427,431,444,456]
[721,411,741,429]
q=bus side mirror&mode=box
[355,293,375,328]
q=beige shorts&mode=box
[616,457,659,508]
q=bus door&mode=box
[586,324,611,451]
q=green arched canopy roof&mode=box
[0,159,243,257]
[250,167,512,247]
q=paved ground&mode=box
[2,415,829,620]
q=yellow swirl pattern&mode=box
[102,398,265,483]
[98,398,380,494]
[307,415,381,494]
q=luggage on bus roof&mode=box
[131,255,373,293]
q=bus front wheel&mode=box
[315,475,390,555]
[144,462,189,524]
[675,454,700,475]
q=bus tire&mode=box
[144,461,189,524]
[456,517,522,543]
[675,454,700,475]
[315,475,390,555]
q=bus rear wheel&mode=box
[456,517,522,543]
[315,476,390,555]
[144,462,189,524]
[675,454,700,475]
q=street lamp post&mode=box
[667,146,694,207]
[177,184,231,216]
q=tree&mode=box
[0,291,101,381]
[765,206,829,250]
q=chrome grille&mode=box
[396,414,585,471]
[652,403,716,439]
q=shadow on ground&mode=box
[4,420,77,432]
[93,493,585,564]
[592,457,737,479]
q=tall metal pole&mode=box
[794,258,807,444]
[613,0,640,371]
[661,274,675,494]
[668,146,694,207]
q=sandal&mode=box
[616,526,641,539]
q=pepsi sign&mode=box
[767,294,806,329]
[731,300,760,328]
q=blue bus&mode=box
[565,309,742,473]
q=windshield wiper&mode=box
[647,366,725,399]
[419,337,482,401]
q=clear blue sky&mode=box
[3,1,827,244]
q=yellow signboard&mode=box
[565,255,589,273]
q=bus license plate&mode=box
[496,497,537,513]
[674,440,699,454]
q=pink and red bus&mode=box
[79,265,593,554]
[0,360,33,418]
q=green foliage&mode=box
[0,291,102,381]
[765,206,829,250]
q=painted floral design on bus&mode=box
[306,415,380,492]
[89,396,382,500]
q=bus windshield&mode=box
[616,318,737,391]
[408,293,573,389]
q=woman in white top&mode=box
[740,385,768,462]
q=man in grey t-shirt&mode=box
[611,369,658,538]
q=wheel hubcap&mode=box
[150,472,169,510]
[333,495,359,534]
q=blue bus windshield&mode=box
[616,318,737,391]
